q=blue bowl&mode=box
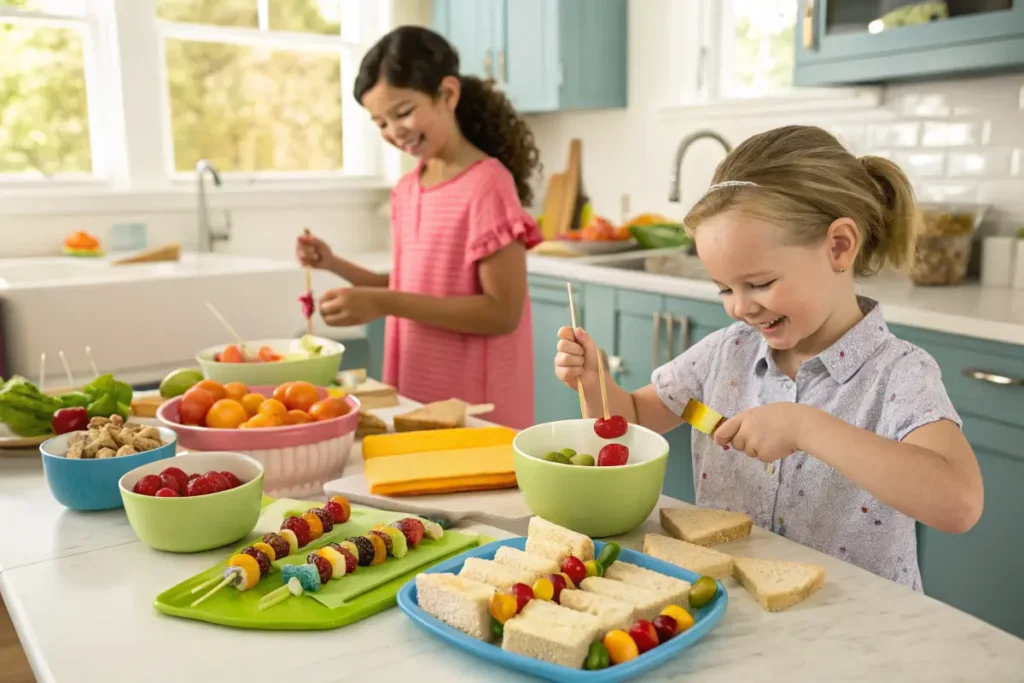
[40,426,178,511]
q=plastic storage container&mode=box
[909,203,988,286]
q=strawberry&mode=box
[392,518,425,547]
[202,471,230,493]
[186,476,216,497]
[219,471,242,489]
[281,516,312,548]
[132,474,163,496]
[159,466,189,493]
[155,487,179,498]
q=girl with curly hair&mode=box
[298,26,543,428]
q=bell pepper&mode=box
[52,406,88,435]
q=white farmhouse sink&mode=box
[0,253,349,386]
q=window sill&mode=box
[656,86,884,120]
[0,179,393,217]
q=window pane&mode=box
[0,22,92,176]
[727,0,796,99]
[156,0,258,29]
[165,40,343,172]
[0,0,85,14]
[269,0,341,34]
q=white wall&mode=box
[526,0,1024,238]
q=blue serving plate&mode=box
[397,537,728,683]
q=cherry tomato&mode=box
[594,415,628,439]
[193,380,226,402]
[488,592,518,624]
[179,387,215,426]
[652,615,678,642]
[603,630,639,664]
[308,397,349,421]
[532,578,554,601]
[561,556,587,586]
[628,619,659,653]
[219,345,243,363]
[660,605,694,632]
[52,406,87,435]
[282,381,319,412]
[510,583,534,613]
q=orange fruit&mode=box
[224,382,249,402]
[282,409,314,426]
[282,381,319,412]
[205,399,248,429]
[240,393,265,417]
[179,387,215,426]
[219,345,243,363]
[259,398,288,418]
[272,382,293,404]
[243,413,281,429]
[308,397,349,421]
[193,380,227,402]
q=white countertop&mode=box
[351,249,1024,346]
[2,399,1023,682]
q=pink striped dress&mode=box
[383,158,542,430]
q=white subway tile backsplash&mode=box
[898,93,951,118]
[868,122,920,148]
[891,151,945,177]
[915,183,978,203]
[1013,150,1021,177]
[947,149,1017,178]
[982,115,1024,146]
[920,121,990,147]
[830,124,867,153]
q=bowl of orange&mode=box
[156,379,359,498]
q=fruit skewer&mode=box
[299,227,315,335]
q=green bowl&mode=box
[119,452,264,553]
[513,419,669,538]
[197,336,344,387]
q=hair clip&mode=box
[706,180,758,192]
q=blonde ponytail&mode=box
[857,155,920,274]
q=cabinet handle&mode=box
[484,49,493,80]
[652,311,661,367]
[962,368,1024,386]
[663,313,675,364]
[676,315,691,355]
[802,0,817,50]
[696,46,708,93]
[498,49,506,84]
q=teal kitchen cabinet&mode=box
[431,0,628,113]
[794,0,1024,86]
[529,275,587,424]
[890,323,1024,638]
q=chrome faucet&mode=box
[196,159,231,252]
[668,130,732,203]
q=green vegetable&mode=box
[80,374,133,419]
[584,641,611,670]
[559,447,576,457]
[83,374,116,400]
[570,453,595,466]
[490,619,504,640]
[597,541,621,569]
[58,391,91,408]
[0,376,62,436]
[86,393,116,419]
[629,223,692,250]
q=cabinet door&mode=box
[610,290,664,393]
[529,277,585,424]
[919,419,1024,638]
[432,0,501,80]
[503,0,560,111]
[557,0,628,109]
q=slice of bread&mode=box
[526,516,595,561]
[643,533,735,578]
[523,538,573,566]
[458,558,536,592]
[732,556,825,612]
[502,601,601,668]
[660,506,753,547]
[416,573,495,641]
[494,546,560,582]
[580,576,667,622]
[356,410,388,438]
[393,399,466,432]
[602,561,691,606]
[558,588,636,633]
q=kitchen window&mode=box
[0,0,388,189]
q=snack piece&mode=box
[523,538,573,566]
[392,398,466,432]
[326,543,359,575]
[642,533,734,579]
[420,518,444,541]
[306,553,333,584]
[493,546,560,583]
[732,557,825,612]
[660,604,694,633]
[580,577,667,622]
[346,536,376,567]
[307,507,334,534]
[301,511,325,540]
[325,495,352,524]
[315,547,347,580]
[459,558,536,592]
[282,563,321,593]
[368,529,393,555]
[261,533,292,562]
[363,533,387,566]
[391,518,425,548]
[281,516,312,548]
[502,600,601,669]
[371,525,408,559]
[603,629,640,665]
[659,507,753,547]
[278,529,299,555]
[241,546,272,576]
[526,516,595,562]
[339,540,362,565]
[250,541,277,562]
[603,561,691,607]
[416,573,495,641]
[227,553,262,590]
[681,398,726,435]
[558,589,637,633]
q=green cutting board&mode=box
[153,498,486,630]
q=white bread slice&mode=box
[393,399,466,432]
[603,561,691,606]
[502,601,600,668]
[643,533,735,579]
[416,573,495,641]
[524,538,573,566]
[558,589,636,633]
[732,556,825,612]
[580,576,667,622]
[526,516,595,561]
[494,546,560,582]
[458,558,535,592]
[660,507,753,547]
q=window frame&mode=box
[0,0,391,192]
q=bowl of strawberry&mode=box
[119,452,264,553]
[512,418,668,537]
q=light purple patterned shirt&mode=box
[652,297,961,592]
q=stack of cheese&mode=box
[361,427,518,496]
[645,506,825,612]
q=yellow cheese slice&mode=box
[362,426,516,460]
[681,399,725,435]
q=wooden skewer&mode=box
[565,283,587,419]
[303,228,314,336]
[84,346,99,378]
[190,570,239,608]
[58,351,74,387]
[205,302,247,353]
[595,345,610,420]
[38,352,45,391]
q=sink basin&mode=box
[598,251,713,281]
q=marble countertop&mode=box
[2,408,1023,681]
[351,250,1024,346]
